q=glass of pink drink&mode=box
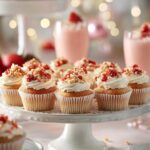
[54,12,89,63]
[124,24,150,76]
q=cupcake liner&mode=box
[0,135,25,150]
[129,87,150,105]
[55,93,94,114]
[95,91,132,111]
[19,91,55,111]
[0,89,22,106]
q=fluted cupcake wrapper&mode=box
[0,89,22,106]
[55,93,94,114]
[129,87,150,105]
[0,136,25,150]
[19,91,55,112]
[95,91,132,111]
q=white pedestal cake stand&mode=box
[0,103,150,150]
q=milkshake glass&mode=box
[54,12,89,63]
[124,26,150,76]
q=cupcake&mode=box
[22,58,41,72]
[50,57,73,78]
[56,70,94,114]
[94,68,132,111]
[123,64,150,105]
[0,64,25,106]
[19,67,56,111]
[0,114,25,150]
[94,61,122,76]
[74,58,99,88]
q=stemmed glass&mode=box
[124,31,150,130]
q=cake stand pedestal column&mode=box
[48,123,107,150]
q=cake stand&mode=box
[0,102,150,150]
[0,0,69,55]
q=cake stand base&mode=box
[48,123,107,150]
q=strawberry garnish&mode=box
[41,41,55,51]
[140,24,150,38]
[68,12,82,23]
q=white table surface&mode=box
[19,114,150,150]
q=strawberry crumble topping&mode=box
[23,58,41,71]
[123,64,143,76]
[95,68,122,82]
[75,58,98,72]
[26,68,51,82]
[61,70,85,84]
[53,58,69,67]
[3,64,25,78]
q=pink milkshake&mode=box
[124,24,150,76]
[54,12,89,63]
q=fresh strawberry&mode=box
[68,12,82,23]
[41,41,55,51]
[141,24,150,38]
[2,53,24,68]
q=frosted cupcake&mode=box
[0,64,25,106]
[22,58,40,72]
[94,68,132,111]
[74,58,99,88]
[94,61,122,76]
[123,64,150,105]
[56,70,94,114]
[50,57,73,78]
[19,67,56,111]
[0,114,25,150]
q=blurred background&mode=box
[0,0,150,65]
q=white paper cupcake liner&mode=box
[0,135,25,150]
[95,90,132,111]
[55,93,94,114]
[19,91,55,111]
[129,87,150,105]
[0,89,22,106]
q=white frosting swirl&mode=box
[96,76,128,89]
[22,77,55,90]
[0,76,22,86]
[0,123,24,139]
[124,72,149,84]
[57,80,90,92]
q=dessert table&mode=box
[20,114,150,150]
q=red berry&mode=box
[110,62,115,68]
[133,64,139,68]
[102,74,107,82]
[106,69,118,77]
[41,41,55,51]
[88,60,96,65]
[133,68,142,75]
[27,74,37,82]
[141,24,150,38]
[68,12,82,23]
[78,75,83,80]
[2,53,24,68]
[42,64,50,70]
[0,115,8,123]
